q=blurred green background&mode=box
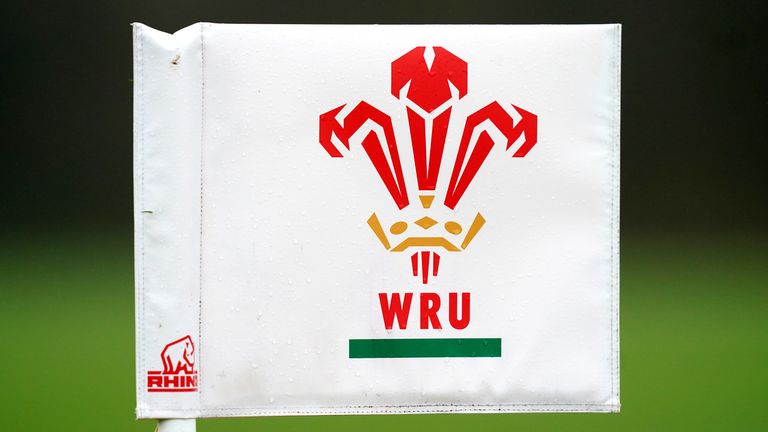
[1,0,766,430]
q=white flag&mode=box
[133,23,621,418]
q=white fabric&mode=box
[134,23,621,418]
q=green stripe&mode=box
[349,338,501,358]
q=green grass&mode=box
[1,233,766,431]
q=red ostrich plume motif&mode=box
[319,46,537,283]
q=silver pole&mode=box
[156,419,196,432]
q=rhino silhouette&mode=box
[160,335,195,374]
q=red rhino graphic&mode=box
[160,335,195,374]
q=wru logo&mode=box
[319,46,537,284]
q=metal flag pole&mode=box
[156,419,196,432]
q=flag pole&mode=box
[156,419,196,432]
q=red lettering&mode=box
[164,375,181,387]
[184,375,198,387]
[148,375,162,388]
[448,292,470,329]
[420,292,442,329]
[379,293,413,329]
[147,371,197,392]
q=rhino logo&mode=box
[161,335,195,374]
[147,335,198,392]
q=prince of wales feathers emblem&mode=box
[319,46,537,284]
